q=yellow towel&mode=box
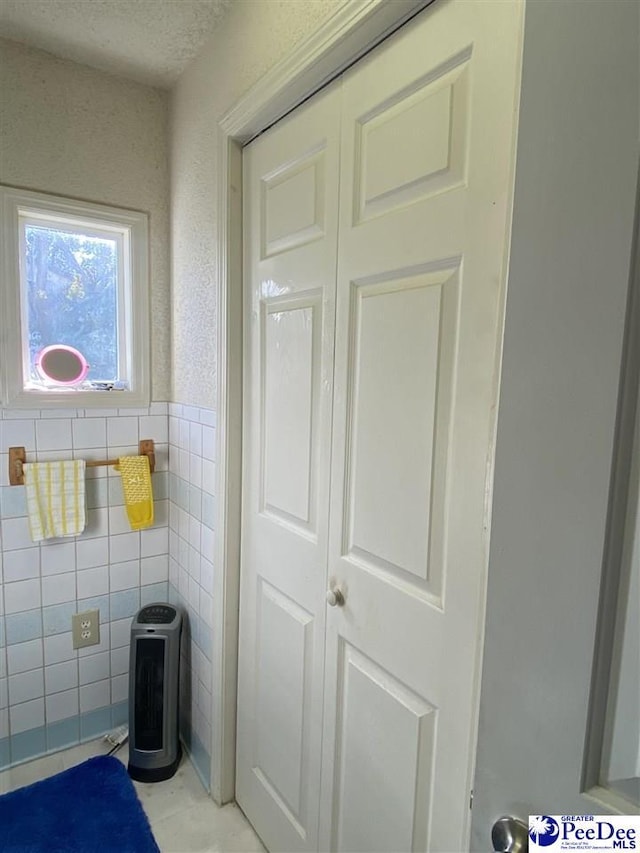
[23,460,86,541]
[117,455,154,530]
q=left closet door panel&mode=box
[237,82,341,853]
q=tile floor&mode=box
[0,739,266,853]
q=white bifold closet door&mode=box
[237,2,523,851]
[237,82,341,853]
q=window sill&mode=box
[4,386,150,410]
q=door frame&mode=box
[212,0,435,804]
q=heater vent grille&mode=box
[134,637,165,751]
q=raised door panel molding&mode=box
[343,262,460,604]
[355,50,470,224]
[332,641,436,852]
[261,291,322,536]
[254,579,314,839]
[262,150,326,258]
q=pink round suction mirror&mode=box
[35,345,89,385]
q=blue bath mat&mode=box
[0,755,160,852]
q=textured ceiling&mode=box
[0,0,229,88]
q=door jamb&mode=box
[212,0,432,804]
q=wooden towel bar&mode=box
[8,439,155,486]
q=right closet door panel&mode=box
[319,2,523,851]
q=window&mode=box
[0,186,149,408]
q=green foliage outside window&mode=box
[25,225,118,381]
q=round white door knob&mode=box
[326,588,345,607]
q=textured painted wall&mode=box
[170,0,344,409]
[0,38,171,401]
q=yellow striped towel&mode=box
[117,455,154,530]
[23,460,86,542]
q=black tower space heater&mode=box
[128,603,182,782]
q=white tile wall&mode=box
[72,418,106,449]
[46,688,78,723]
[110,532,140,564]
[168,403,215,764]
[3,549,39,582]
[111,674,128,703]
[79,679,110,713]
[1,518,32,551]
[79,652,110,686]
[44,633,75,666]
[110,647,129,677]
[42,572,75,606]
[5,579,41,614]
[7,641,42,676]
[76,566,109,599]
[36,419,72,451]
[0,404,170,767]
[76,537,109,570]
[45,660,78,694]
[9,669,44,705]
[110,618,131,649]
[10,697,44,733]
[41,541,75,576]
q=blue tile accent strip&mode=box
[201,492,215,527]
[153,471,169,500]
[0,704,131,771]
[5,609,43,645]
[141,582,169,606]
[77,595,110,623]
[111,701,128,728]
[86,478,108,509]
[184,731,211,792]
[11,727,47,765]
[177,479,189,511]
[0,737,10,771]
[199,623,213,661]
[80,707,112,741]
[46,717,80,752]
[43,602,76,636]
[169,473,178,503]
[189,485,202,520]
[110,589,140,621]
[168,583,180,606]
[0,485,27,518]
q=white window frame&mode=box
[0,186,150,409]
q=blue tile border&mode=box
[110,589,140,621]
[201,492,215,526]
[189,485,202,520]
[43,602,76,636]
[77,595,110,623]
[0,703,132,772]
[0,485,27,518]
[0,737,10,771]
[111,700,128,728]
[153,471,169,500]
[5,609,43,645]
[80,706,112,741]
[46,717,80,752]
[182,730,210,792]
[141,582,169,605]
[11,727,47,765]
